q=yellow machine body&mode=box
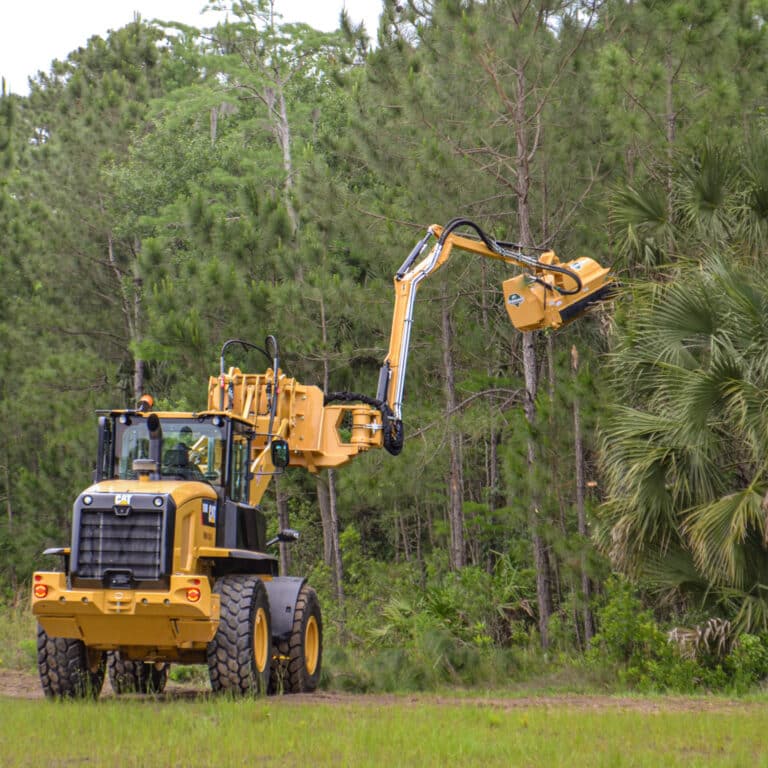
[34,570,219,662]
[205,371,384,475]
[33,476,260,661]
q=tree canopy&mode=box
[4,0,768,674]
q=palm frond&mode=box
[721,588,768,635]
[683,489,765,588]
[736,136,768,253]
[601,139,768,628]
[676,141,737,244]
[609,184,672,269]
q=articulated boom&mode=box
[208,366,383,485]
[378,218,614,426]
[212,218,615,490]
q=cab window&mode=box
[229,423,252,503]
[114,417,225,483]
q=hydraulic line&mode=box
[436,218,583,295]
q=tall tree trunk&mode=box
[315,296,345,607]
[132,240,144,400]
[327,468,344,605]
[481,260,503,572]
[276,87,299,235]
[3,457,12,535]
[441,287,465,569]
[546,335,566,612]
[524,334,553,648]
[572,345,595,644]
[2,457,16,594]
[514,63,553,649]
[316,475,335,567]
[664,52,677,257]
[275,478,292,576]
[104,225,144,404]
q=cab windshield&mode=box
[115,417,226,483]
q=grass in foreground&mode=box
[2,693,767,767]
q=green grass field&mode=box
[5,605,768,766]
[2,692,768,767]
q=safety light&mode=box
[34,584,48,599]
[186,587,201,603]
[137,394,154,412]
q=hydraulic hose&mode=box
[437,218,583,295]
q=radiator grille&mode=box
[76,508,164,581]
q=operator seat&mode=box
[163,444,190,477]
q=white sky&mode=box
[0,1,384,95]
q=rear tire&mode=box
[270,585,322,694]
[37,624,105,700]
[107,652,168,694]
[207,575,272,695]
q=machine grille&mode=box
[76,508,164,581]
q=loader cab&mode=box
[98,413,258,504]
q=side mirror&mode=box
[265,528,300,548]
[271,439,290,469]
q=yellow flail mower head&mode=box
[414,220,615,334]
[502,251,614,332]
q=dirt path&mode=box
[2,668,762,711]
[0,668,206,700]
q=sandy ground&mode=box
[1,668,763,711]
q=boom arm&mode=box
[208,218,613,497]
[376,218,613,429]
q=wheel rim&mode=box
[304,615,319,676]
[253,607,268,672]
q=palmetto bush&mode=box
[598,148,768,633]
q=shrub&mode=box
[725,634,768,692]
[588,578,666,667]
[588,578,715,692]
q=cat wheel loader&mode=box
[31,218,613,699]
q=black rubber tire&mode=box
[207,575,272,695]
[270,584,322,694]
[37,624,105,700]
[107,652,169,694]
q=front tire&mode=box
[207,575,272,695]
[107,652,168,694]
[37,624,105,700]
[271,585,322,694]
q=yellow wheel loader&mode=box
[31,218,613,698]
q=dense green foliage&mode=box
[4,0,768,691]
